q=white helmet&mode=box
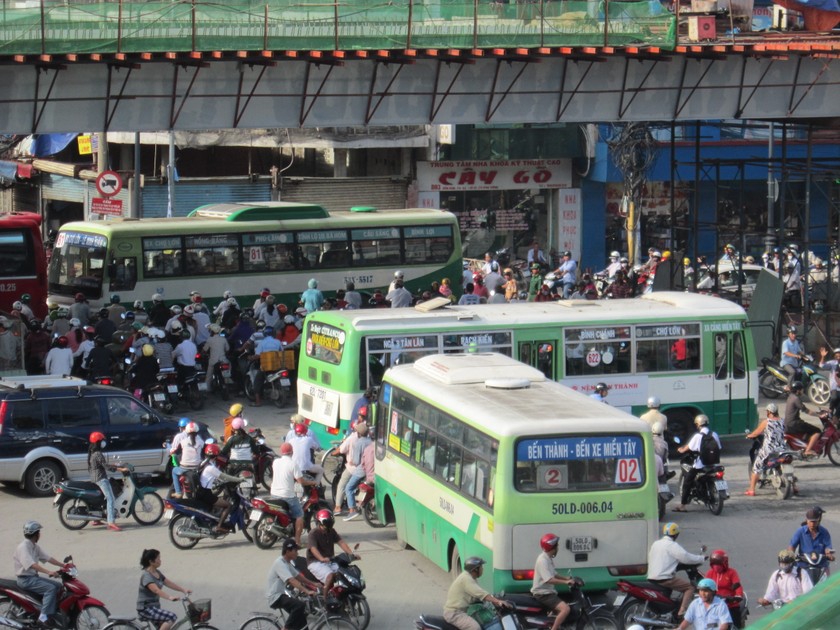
[227,297,238,306]
[133,300,144,309]
[394,270,404,279]
[183,304,195,315]
[170,321,183,332]
[170,305,182,315]
[69,318,81,327]
[647,396,661,409]
[223,290,233,299]
[152,293,163,302]
[12,300,23,311]
[610,250,620,259]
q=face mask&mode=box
[100,440,107,448]
[780,563,794,573]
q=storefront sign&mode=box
[556,189,581,259]
[417,160,571,191]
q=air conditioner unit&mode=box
[688,15,716,41]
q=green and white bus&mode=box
[299,293,758,445]
[47,202,461,310]
[372,352,659,592]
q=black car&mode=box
[0,375,210,496]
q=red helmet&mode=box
[540,533,559,552]
[74,292,85,302]
[709,549,729,569]
[204,443,221,457]
[315,509,334,528]
[280,443,293,455]
[294,423,308,436]
[57,336,69,348]
[89,431,106,444]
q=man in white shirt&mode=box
[757,549,813,607]
[678,578,731,630]
[387,280,413,308]
[531,534,579,630]
[270,443,313,546]
[647,522,706,618]
[172,330,198,387]
[674,414,721,513]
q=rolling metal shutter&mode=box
[279,176,408,212]
[140,179,272,218]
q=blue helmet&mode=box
[178,418,190,428]
[264,327,275,336]
[697,578,717,592]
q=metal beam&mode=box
[485,59,531,122]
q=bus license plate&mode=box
[714,480,728,491]
[250,509,263,522]
[153,393,166,402]
[167,385,179,394]
[570,536,593,553]
[164,509,173,520]
[280,378,291,386]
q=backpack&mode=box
[699,431,721,465]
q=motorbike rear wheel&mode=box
[362,500,387,528]
[57,498,92,530]
[616,599,651,630]
[169,514,200,549]
[187,383,204,411]
[759,371,782,399]
[342,595,370,630]
[75,604,110,630]
[253,514,281,550]
[260,463,274,492]
[268,381,288,408]
[808,378,831,406]
[0,596,26,619]
[132,492,165,525]
[827,440,840,466]
[706,481,725,515]
[313,617,357,630]
[577,610,620,630]
[215,373,230,401]
[770,469,793,500]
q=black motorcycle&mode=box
[328,552,369,630]
[678,453,728,515]
[506,577,619,629]
[748,434,799,500]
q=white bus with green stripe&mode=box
[371,352,658,592]
[299,292,758,447]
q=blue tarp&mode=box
[0,160,18,181]
[31,133,78,157]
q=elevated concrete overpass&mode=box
[0,1,837,132]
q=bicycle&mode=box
[102,597,219,630]
[239,593,358,630]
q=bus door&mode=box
[517,338,557,380]
[712,331,750,433]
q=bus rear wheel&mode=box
[449,545,461,578]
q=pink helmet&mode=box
[231,417,245,431]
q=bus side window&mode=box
[422,434,437,471]
[715,334,728,379]
[732,333,745,379]
[110,257,137,291]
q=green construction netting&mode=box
[0,0,676,56]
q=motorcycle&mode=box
[505,577,619,629]
[614,560,704,629]
[329,552,370,630]
[759,354,830,405]
[355,479,387,529]
[416,601,524,630]
[657,470,675,521]
[748,435,799,499]
[248,427,277,491]
[678,453,728,515]
[242,352,292,408]
[249,479,330,550]
[53,463,164,529]
[785,410,840,465]
[796,552,833,585]
[165,473,255,549]
[0,556,109,630]
[131,371,174,414]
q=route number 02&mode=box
[615,458,641,484]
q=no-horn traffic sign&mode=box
[95,170,122,197]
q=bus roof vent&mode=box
[414,297,451,313]
[553,300,601,308]
[413,352,546,385]
[189,202,329,221]
[484,378,531,390]
[350,206,377,213]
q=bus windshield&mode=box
[48,231,108,298]
[0,230,34,279]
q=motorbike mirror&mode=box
[353,542,361,551]
[673,436,682,444]
[63,555,73,563]
[700,544,708,553]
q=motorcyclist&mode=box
[169,421,204,499]
[745,403,790,496]
[817,347,840,417]
[266,538,320,630]
[24,319,50,375]
[172,329,198,388]
[785,381,821,457]
[85,336,115,379]
[288,422,324,485]
[128,344,160,395]
[789,506,835,575]
[306,509,360,599]
[251,325,282,407]
[197,443,244,533]
[677,578,731,630]
[443,556,511,630]
[223,403,244,443]
[13,521,64,628]
[88,431,128,531]
[220,417,258,476]
[599,251,623,280]
[647,522,706,619]
[271,442,316,546]
[756,549,812,607]
[531,534,580,630]
[45,336,73,376]
[590,382,609,403]
[780,326,804,381]
[673,414,721,512]
[640,396,667,431]
[651,422,669,475]
[201,323,229,390]
[704,550,745,627]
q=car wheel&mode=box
[25,459,62,497]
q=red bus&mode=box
[0,212,47,319]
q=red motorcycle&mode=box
[785,410,840,465]
[355,479,387,529]
[0,556,109,630]
[249,478,329,550]
[613,561,704,629]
